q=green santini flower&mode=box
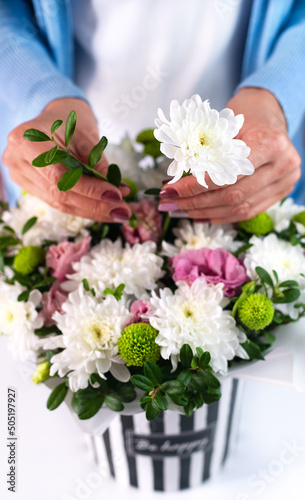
[238,213,273,235]
[14,246,45,275]
[238,293,274,330]
[292,211,305,227]
[118,323,160,366]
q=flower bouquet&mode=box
[1,95,305,491]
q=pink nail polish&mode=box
[195,218,210,223]
[110,208,130,222]
[158,202,180,212]
[160,188,179,199]
[102,190,121,201]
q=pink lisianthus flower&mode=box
[171,247,248,297]
[46,236,91,282]
[39,283,68,327]
[122,200,162,244]
[124,300,151,327]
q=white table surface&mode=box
[1,327,305,500]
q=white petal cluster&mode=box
[162,219,241,257]
[49,286,133,391]
[266,198,305,233]
[148,278,248,374]
[0,281,42,361]
[154,95,254,187]
[2,194,93,246]
[244,234,305,319]
[64,239,164,298]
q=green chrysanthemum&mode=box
[32,361,50,385]
[238,213,273,235]
[118,323,160,366]
[14,246,45,275]
[238,293,274,330]
[292,211,305,227]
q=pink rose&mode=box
[122,200,162,244]
[171,247,248,297]
[39,283,68,326]
[46,236,91,282]
[124,300,150,327]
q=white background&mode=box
[1,335,305,500]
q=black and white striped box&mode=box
[91,377,242,491]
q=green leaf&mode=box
[101,224,109,239]
[180,344,193,368]
[23,129,51,142]
[103,288,115,297]
[136,129,155,144]
[184,401,196,417]
[272,270,279,283]
[51,119,63,136]
[88,136,108,167]
[78,396,105,420]
[264,332,276,343]
[128,213,138,228]
[0,236,20,249]
[144,188,161,196]
[62,157,84,170]
[82,278,90,291]
[143,142,161,158]
[167,393,189,406]
[116,385,137,403]
[107,163,121,188]
[32,149,70,167]
[176,370,192,386]
[203,390,221,404]
[190,356,198,369]
[145,398,161,421]
[34,325,61,336]
[273,288,300,303]
[161,380,185,395]
[279,280,299,288]
[196,347,204,358]
[46,382,68,411]
[144,361,162,385]
[155,391,169,411]
[241,339,264,360]
[198,352,211,370]
[45,146,58,164]
[22,216,38,235]
[130,374,154,392]
[255,266,274,288]
[197,371,220,389]
[104,394,124,412]
[113,283,125,301]
[57,167,83,192]
[65,110,77,147]
[17,290,30,302]
[140,395,151,405]
[2,225,15,234]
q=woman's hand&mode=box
[2,98,132,222]
[159,88,301,223]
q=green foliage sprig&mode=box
[23,111,121,192]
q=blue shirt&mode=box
[0,0,305,205]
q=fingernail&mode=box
[158,202,180,212]
[102,190,121,201]
[170,210,189,218]
[110,208,130,222]
[162,177,173,185]
[195,218,210,223]
[160,188,178,199]
[120,181,130,187]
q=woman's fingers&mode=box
[9,162,132,223]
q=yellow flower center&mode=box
[84,320,113,350]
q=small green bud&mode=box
[118,323,160,366]
[32,361,50,384]
[122,178,138,200]
[14,246,45,275]
[238,213,273,236]
[238,293,274,330]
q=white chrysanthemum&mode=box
[2,194,93,246]
[244,234,305,319]
[162,219,242,257]
[154,94,254,187]
[0,281,43,361]
[266,198,305,233]
[63,239,164,298]
[148,278,248,374]
[46,287,133,391]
